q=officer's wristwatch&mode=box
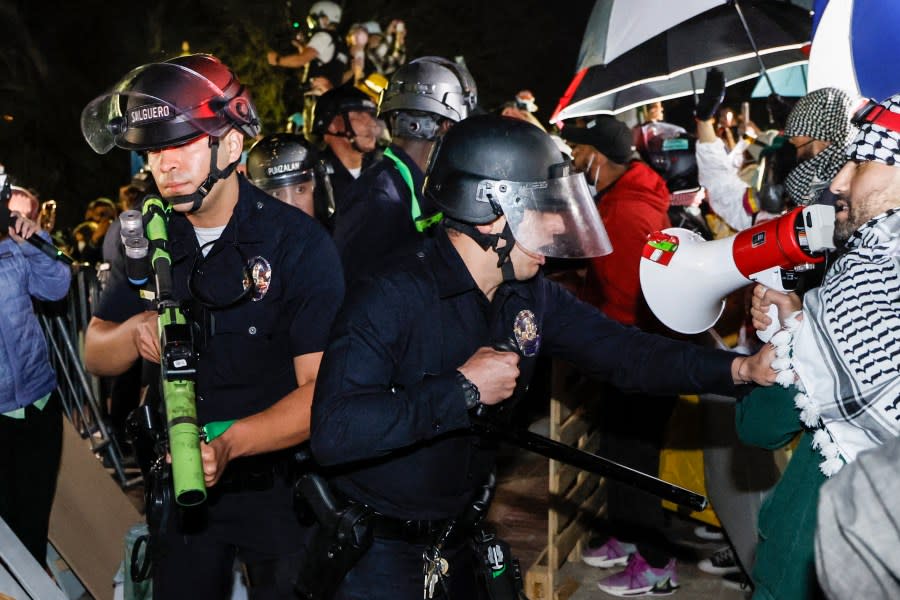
[455,370,481,410]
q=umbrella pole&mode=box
[732,0,778,95]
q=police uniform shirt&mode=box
[333,144,432,284]
[95,176,345,425]
[322,146,379,218]
[310,226,739,521]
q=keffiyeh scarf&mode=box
[771,209,900,476]
[782,87,857,205]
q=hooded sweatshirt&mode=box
[582,161,671,326]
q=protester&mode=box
[561,115,685,593]
[0,173,71,567]
[815,435,900,600]
[740,92,900,600]
[310,115,778,599]
[80,53,344,598]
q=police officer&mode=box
[333,56,477,283]
[309,84,380,216]
[80,54,345,599]
[310,115,778,599]
[246,132,336,228]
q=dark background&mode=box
[0,0,595,229]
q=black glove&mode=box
[694,68,726,121]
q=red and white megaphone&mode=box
[639,205,836,335]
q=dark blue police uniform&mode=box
[333,144,434,283]
[310,227,740,599]
[321,146,379,218]
[96,176,345,599]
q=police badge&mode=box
[512,310,540,357]
[243,256,272,301]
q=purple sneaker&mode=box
[582,537,638,568]
[596,553,679,596]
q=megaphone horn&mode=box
[639,205,835,334]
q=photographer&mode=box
[0,170,71,567]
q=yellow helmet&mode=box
[355,72,389,104]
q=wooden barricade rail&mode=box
[525,360,605,600]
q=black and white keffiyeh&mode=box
[783,87,858,206]
[772,210,900,476]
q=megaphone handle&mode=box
[756,304,781,343]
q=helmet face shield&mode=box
[82,62,257,154]
[477,171,612,259]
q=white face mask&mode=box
[77,241,87,252]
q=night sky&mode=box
[0,0,594,229]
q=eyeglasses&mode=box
[851,98,900,133]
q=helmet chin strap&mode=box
[167,137,240,213]
[325,113,370,154]
[444,218,518,281]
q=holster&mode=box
[471,529,527,600]
[124,404,171,584]
[294,473,374,600]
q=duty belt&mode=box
[369,512,455,545]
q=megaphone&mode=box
[639,205,836,334]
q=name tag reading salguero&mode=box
[129,103,174,126]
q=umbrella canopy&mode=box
[808,0,900,101]
[552,0,811,122]
[578,0,725,69]
[752,63,808,97]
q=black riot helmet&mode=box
[310,84,377,138]
[81,54,261,211]
[246,133,317,189]
[424,115,612,262]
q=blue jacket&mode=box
[0,232,72,412]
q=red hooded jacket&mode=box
[582,161,671,326]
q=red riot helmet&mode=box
[81,54,260,154]
[81,54,260,211]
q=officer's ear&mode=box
[222,129,245,165]
[476,216,506,236]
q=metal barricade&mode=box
[37,264,141,489]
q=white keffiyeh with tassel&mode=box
[770,209,900,476]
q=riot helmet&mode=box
[82,54,259,153]
[247,133,317,189]
[81,54,260,212]
[379,57,478,141]
[311,84,378,149]
[424,115,612,265]
[308,1,342,29]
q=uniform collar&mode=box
[168,175,265,262]
[430,227,532,302]
[431,227,479,298]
